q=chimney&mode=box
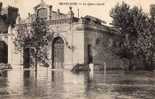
[57,9,60,14]
[69,6,72,12]
[77,8,79,18]
[8,6,19,26]
[68,6,74,18]
[49,5,52,20]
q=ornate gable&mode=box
[34,0,47,11]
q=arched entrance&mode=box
[23,47,34,68]
[0,41,8,64]
[52,37,64,69]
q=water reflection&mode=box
[0,67,155,99]
[24,70,30,78]
[51,71,55,82]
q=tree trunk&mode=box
[34,50,38,72]
[148,53,153,70]
[34,55,37,72]
[150,51,154,69]
[128,59,133,71]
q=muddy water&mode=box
[0,67,155,99]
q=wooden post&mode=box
[34,49,38,72]
[104,62,106,84]
[89,63,94,80]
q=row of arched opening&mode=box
[23,37,64,69]
[0,37,93,69]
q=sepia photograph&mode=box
[0,0,154,99]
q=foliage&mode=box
[15,18,53,67]
[110,2,155,70]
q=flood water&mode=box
[0,67,155,99]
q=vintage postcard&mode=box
[0,0,154,99]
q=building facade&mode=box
[0,1,125,70]
[0,2,18,67]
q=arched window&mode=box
[0,41,8,64]
[37,8,47,19]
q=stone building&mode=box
[1,1,125,70]
[0,2,18,67]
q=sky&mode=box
[0,0,155,24]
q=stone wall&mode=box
[84,22,127,70]
[45,21,86,69]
